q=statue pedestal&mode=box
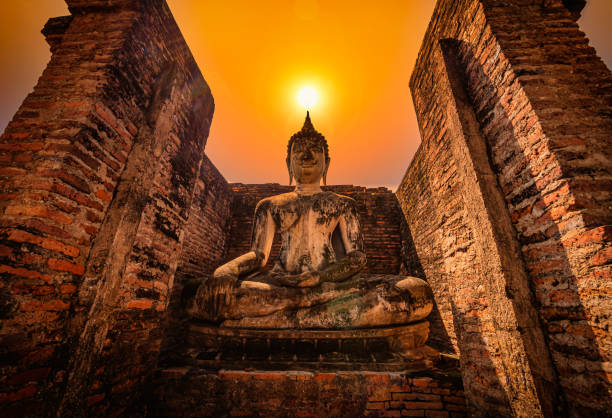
[149,321,466,416]
[181,320,439,372]
[150,368,467,417]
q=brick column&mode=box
[397,0,611,415]
[0,1,230,415]
[438,37,559,417]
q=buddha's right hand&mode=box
[196,269,238,321]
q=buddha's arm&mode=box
[195,201,275,320]
[318,202,366,283]
[214,200,275,279]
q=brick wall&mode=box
[0,0,230,415]
[481,4,612,416]
[0,5,140,415]
[227,184,410,275]
[159,154,232,365]
[175,155,232,283]
[398,0,611,416]
[152,369,466,418]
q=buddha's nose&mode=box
[302,148,314,160]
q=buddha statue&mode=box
[188,112,433,330]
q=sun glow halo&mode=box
[297,86,318,109]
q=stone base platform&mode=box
[153,321,465,416]
[176,321,439,372]
[149,368,467,417]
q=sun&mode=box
[297,86,318,109]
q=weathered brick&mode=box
[7,368,50,385]
[95,189,112,202]
[314,373,336,382]
[403,401,444,410]
[396,393,441,402]
[11,282,54,296]
[412,377,433,388]
[425,411,449,418]
[0,142,45,152]
[0,167,27,177]
[125,299,153,310]
[48,258,85,275]
[81,224,98,236]
[31,180,103,211]
[60,283,77,294]
[219,371,252,381]
[38,169,92,194]
[86,393,105,406]
[589,247,612,267]
[0,385,38,403]
[21,346,55,366]
[445,404,467,412]
[252,372,286,381]
[5,204,72,225]
[443,396,465,405]
[401,410,425,417]
[0,265,52,282]
[20,299,70,311]
[366,401,387,410]
[6,229,79,257]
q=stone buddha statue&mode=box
[188,113,433,330]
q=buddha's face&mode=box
[289,138,328,185]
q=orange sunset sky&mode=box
[1,1,611,189]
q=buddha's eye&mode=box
[292,141,323,156]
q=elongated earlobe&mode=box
[286,160,293,185]
[323,159,330,186]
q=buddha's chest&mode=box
[271,195,345,234]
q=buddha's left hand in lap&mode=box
[274,271,321,287]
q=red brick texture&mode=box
[151,369,467,418]
[397,0,611,416]
[159,155,232,362]
[176,156,232,282]
[0,0,228,416]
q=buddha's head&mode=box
[286,112,330,186]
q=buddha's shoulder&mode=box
[316,191,357,208]
[329,192,355,203]
[255,192,298,210]
[256,191,357,211]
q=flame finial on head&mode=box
[302,110,315,132]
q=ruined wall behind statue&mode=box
[396,0,611,416]
[0,0,232,416]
